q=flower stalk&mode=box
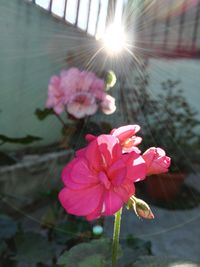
[112,208,122,267]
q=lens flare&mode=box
[103,24,127,55]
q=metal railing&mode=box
[137,0,200,58]
[29,0,126,37]
[29,0,200,58]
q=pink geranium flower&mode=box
[46,76,65,114]
[59,134,146,220]
[60,68,81,102]
[46,67,117,118]
[90,78,105,100]
[142,147,171,175]
[67,92,98,119]
[80,71,96,91]
[111,125,142,153]
[100,94,116,115]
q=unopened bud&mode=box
[106,70,117,89]
[130,196,154,220]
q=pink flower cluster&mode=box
[46,68,116,119]
[59,125,171,220]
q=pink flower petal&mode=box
[111,125,140,142]
[113,183,135,203]
[103,189,124,215]
[101,95,116,115]
[97,135,121,167]
[67,92,98,119]
[86,197,104,221]
[123,152,147,182]
[108,159,127,186]
[85,134,96,142]
[59,185,104,216]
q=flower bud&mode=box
[142,147,171,176]
[106,70,117,89]
[130,196,154,220]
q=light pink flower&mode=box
[80,71,96,91]
[60,68,81,102]
[67,92,98,119]
[46,75,65,114]
[90,78,105,100]
[142,147,171,175]
[59,134,146,220]
[46,68,116,117]
[111,125,142,153]
[101,94,116,115]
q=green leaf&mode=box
[52,218,92,244]
[14,232,55,264]
[58,238,111,267]
[41,207,57,228]
[117,235,152,266]
[35,108,54,120]
[125,235,152,254]
[78,254,105,267]
[0,214,17,240]
[0,134,42,145]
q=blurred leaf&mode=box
[52,218,92,244]
[0,134,42,144]
[78,254,105,267]
[35,108,54,120]
[125,235,152,255]
[14,232,55,264]
[116,235,152,267]
[58,238,112,267]
[41,207,57,228]
[0,214,17,240]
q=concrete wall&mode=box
[148,59,200,117]
[0,0,97,151]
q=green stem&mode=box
[112,208,122,267]
[54,113,66,127]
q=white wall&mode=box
[0,0,97,151]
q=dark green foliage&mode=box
[115,234,152,267]
[58,238,112,267]
[52,218,92,245]
[13,232,55,264]
[129,76,200,173]
[0,208,153,267]
[125,234,152,255]
[35,108,54,120]
[0,134,42,145]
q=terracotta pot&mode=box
[145,173,186,201]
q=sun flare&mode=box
[102,24,127,55]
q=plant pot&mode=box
[145,173,186,201]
